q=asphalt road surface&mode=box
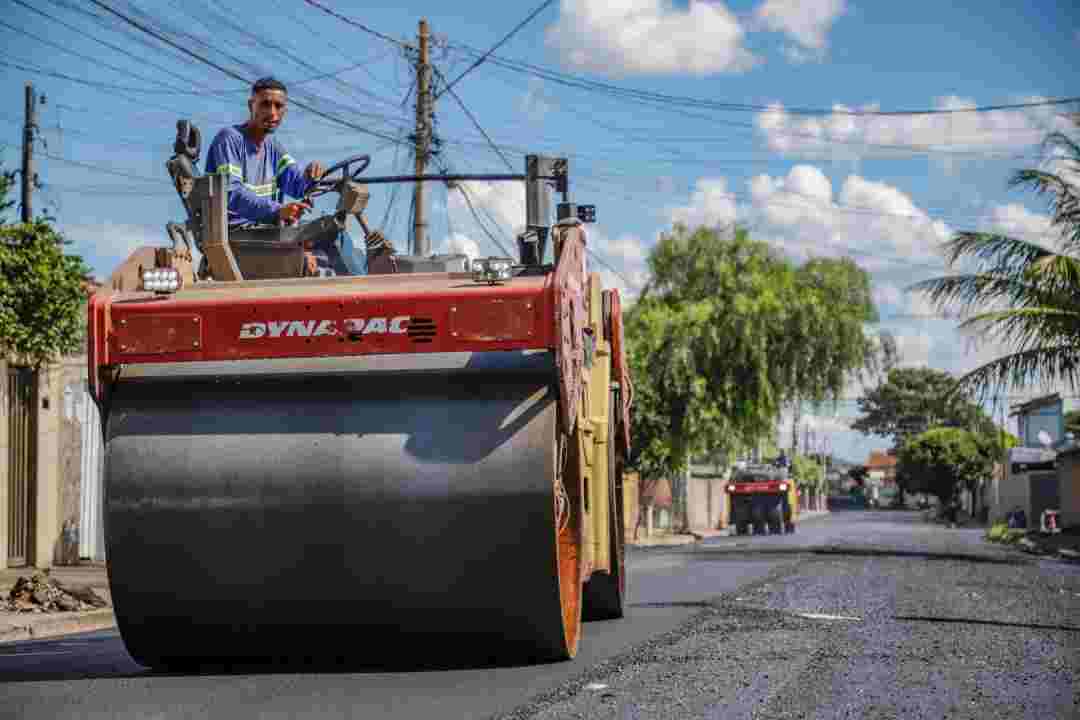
[2,508,1077,719]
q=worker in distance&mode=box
[205,76,364,275]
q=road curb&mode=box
[0,608,115,644]
[630,510,834,547]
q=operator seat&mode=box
[166,119,338,281]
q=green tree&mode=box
[854,367,1007,503]
[853,367,998,445]
[0,157,16,223]
[1066,409,1080,436]
[791,454,824,507]
[0,221,91,368]
[783,257,893,453]
[626,224,883,529]
[897,427,991,504]
[910,114,1080,399]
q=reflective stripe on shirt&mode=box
[276,154,296,176]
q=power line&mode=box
[170,0,405,110]
[431,66,514,172]
[87,0,408,146]
[9,0,239,95]
[448,43,1080,118]
[0,57,187,96]
[42,151,161,182]
[270,0,403,97]
[435,0,556,100]
[301,0,410,48]
[455,181,514,257]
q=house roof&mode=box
[866,451,897,470]
[1009,393,1062,417]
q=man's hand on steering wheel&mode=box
[278,200,312,226]
[305,154,372,200]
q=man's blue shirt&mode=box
[204,125,312,226]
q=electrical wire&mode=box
[8,0,239,95]
[456,181,514,257]
[87,0,409,146]
[431,65,514,172]
[435,0,556,100]
[302,0,411,48]
[446,43,1080,117]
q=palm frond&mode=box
[957,306,1080,351]
[957,344,1080,402]
[1038,128,1080,167]
[1010,167,1080,250]
[909,272,1057,311]
[939,231,1056,271]
[1029,251,1080,293]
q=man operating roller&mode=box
[205,76,365,275]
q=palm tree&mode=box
[911,114,1080,401]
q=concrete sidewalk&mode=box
[630,509,831,547]
[0,565,114,644]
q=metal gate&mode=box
[76,381,105,562]
[6,367,37,567]
[1030,471,1060,527]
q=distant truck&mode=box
[726,464,798,535]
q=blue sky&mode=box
[2,0,1078,462]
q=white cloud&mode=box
[873,282,904,309]
[545,0,757,76]
[781,43,817,65]
[756,96,1072,160]
[1042,143,1080,195]
[986,203,1053,241]
[444,179,650,302]
[893,331,932,367]
[754,0,846,59]
[668,177,738,229]
[517,76,554,122]
[445,180,527,257]
[587,227,651,303]
[775,406,891,463]
[437,232,481,263]
[744,165,951,268]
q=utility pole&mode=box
[21,83,38,223]
[412,19,431,257]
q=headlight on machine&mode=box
[142,267,182,294]
[472,257,514,285]
[779,483,788,491]
[726,484,736,493]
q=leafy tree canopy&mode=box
[0,221,91,368]
[627,224,884,486]
[1065,409,1080,436]
[853,367,998,446]
[897,427,989,502]
[791,454,824,492]
[897,426,1018,503]
[0,159,15,223]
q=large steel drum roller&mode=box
[104,351,583,667]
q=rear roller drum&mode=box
[103,357,586,667]
[583,392,626,621]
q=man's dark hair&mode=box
[251,77,287,96]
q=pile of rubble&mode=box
[3,570,109,613]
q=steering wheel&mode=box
[306,153,371,199]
